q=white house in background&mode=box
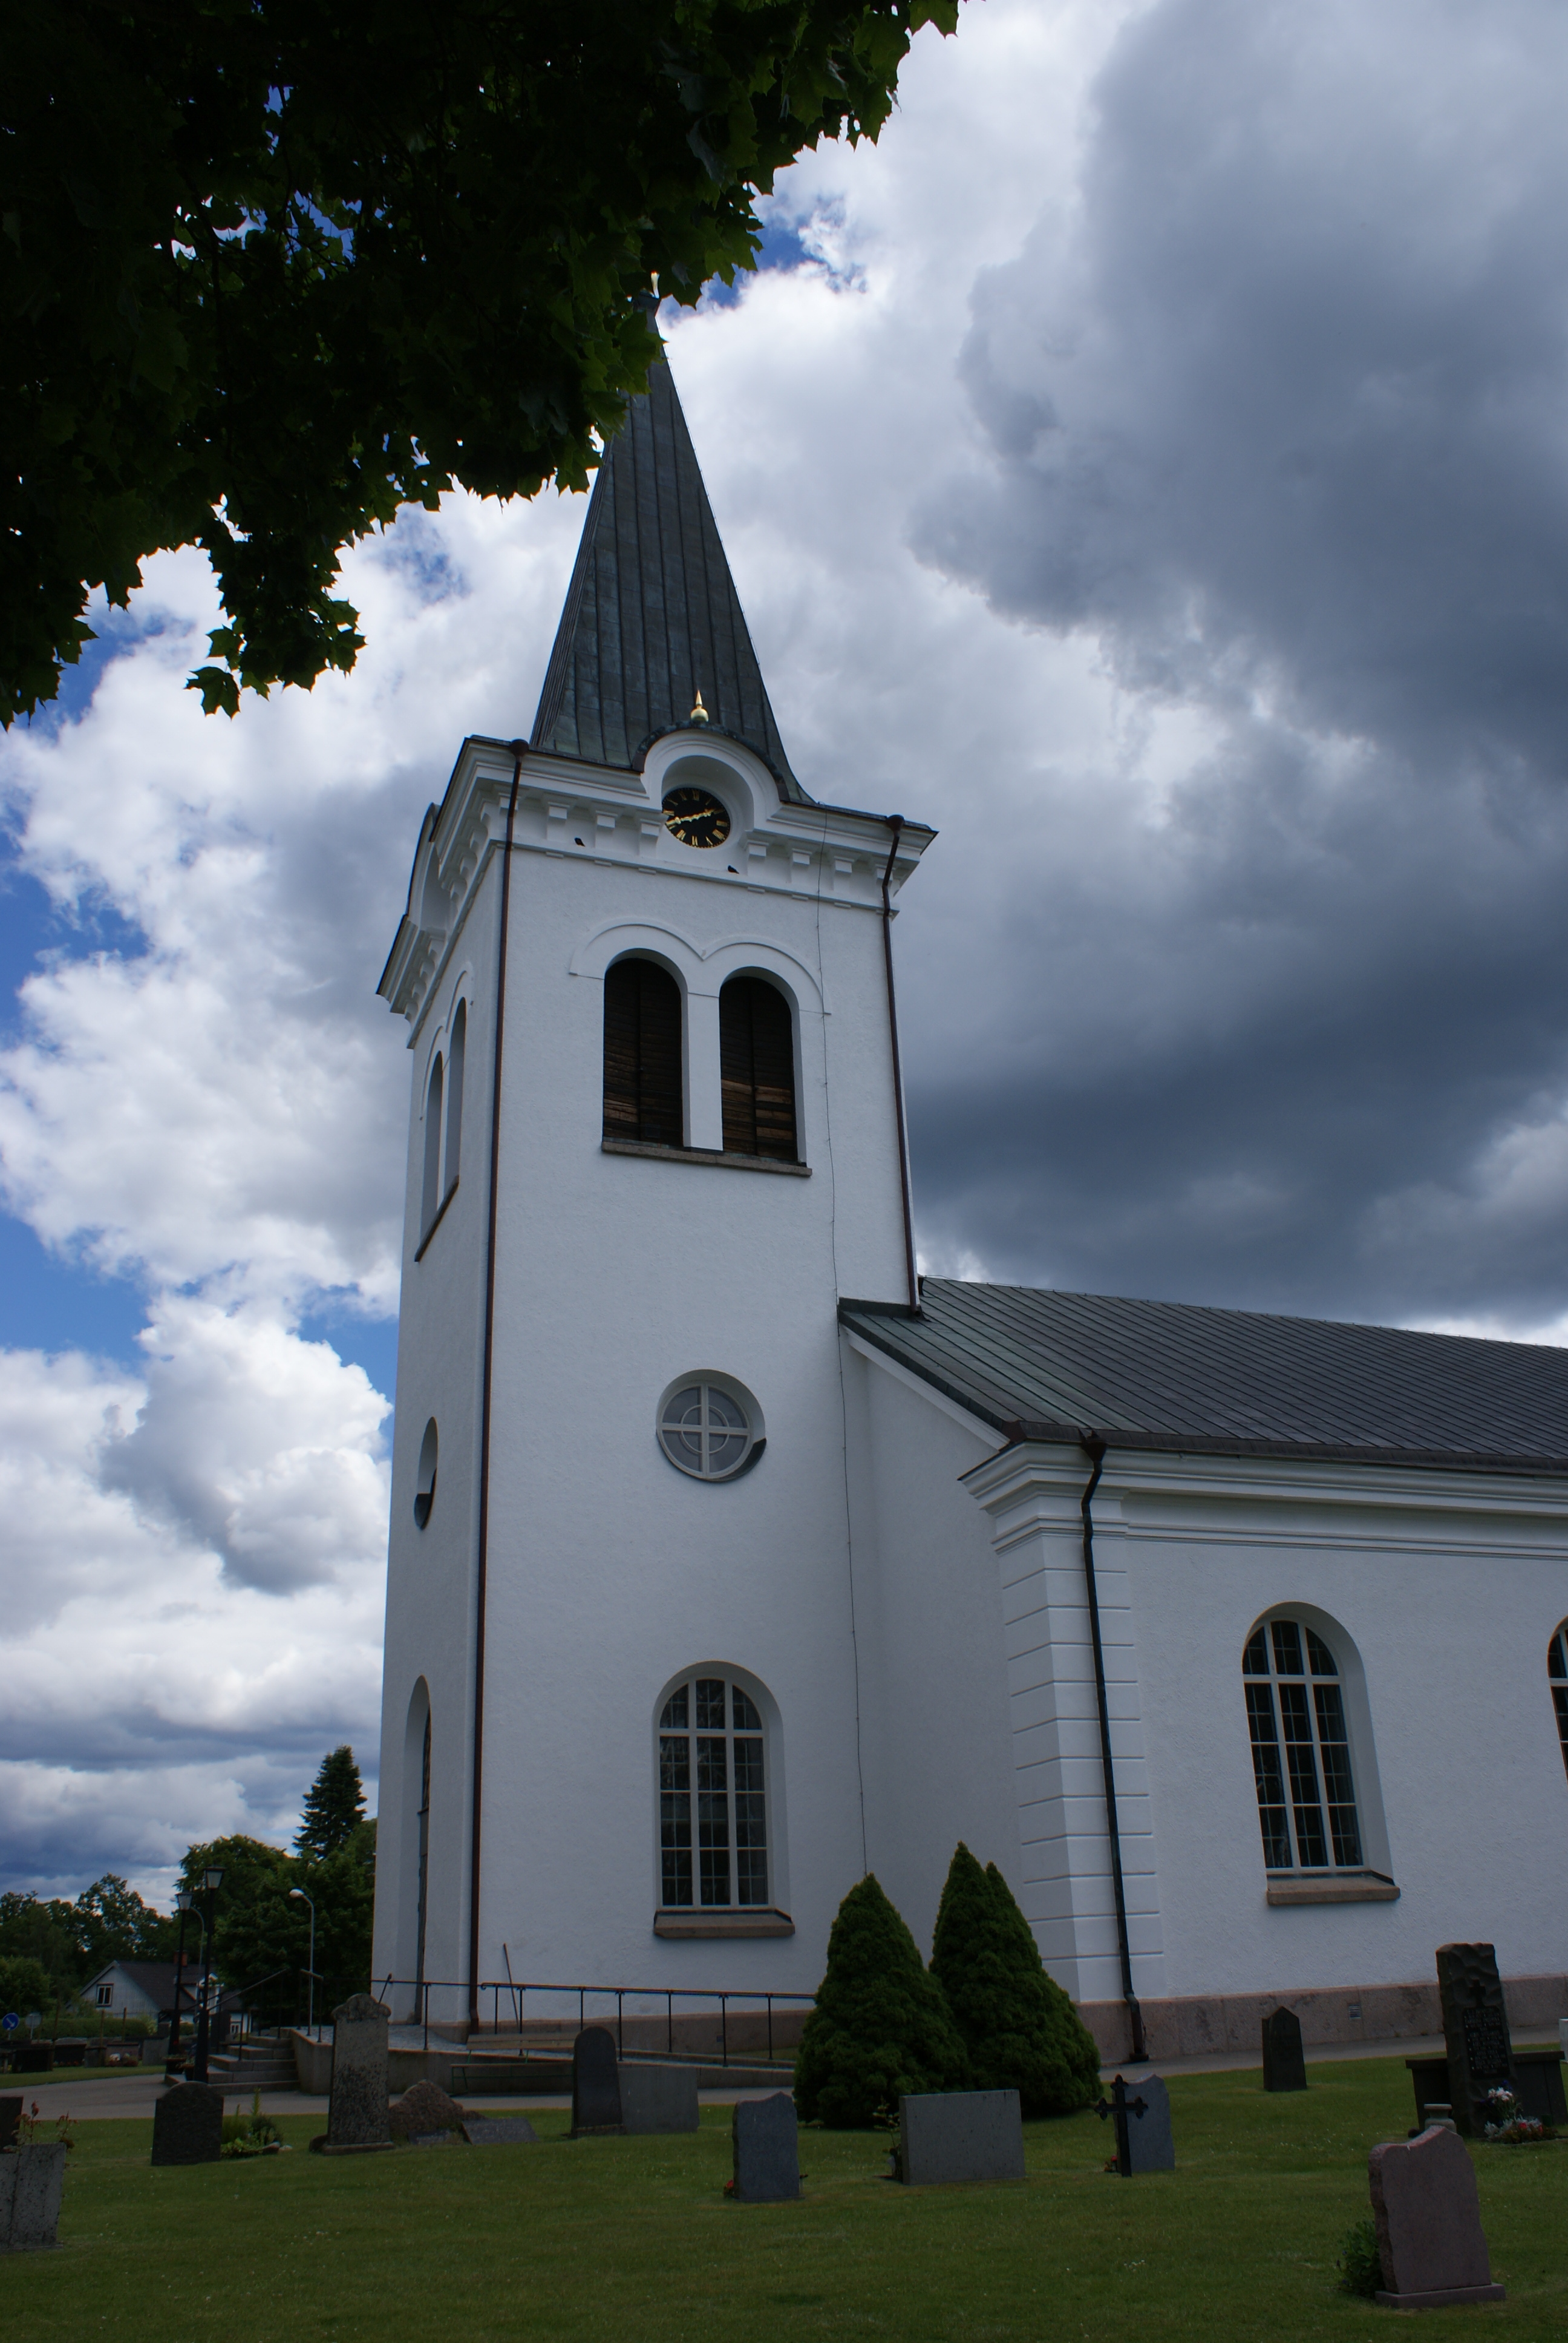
[82,1961,180,2022]
[370,352,1568,2060]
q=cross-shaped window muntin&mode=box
[1244,1617,1362,1872]
[658,1673,769,1910]
[658,1382,754,1480]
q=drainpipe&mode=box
[1079,1437,1148,2064]
[469,741,526,2026]
[880,817,919,1314]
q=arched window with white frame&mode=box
[1243,1615,1363,1872]
[1550,1623,1568,1779]
[657,1670,771,1911]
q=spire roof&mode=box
[531,356,808,801]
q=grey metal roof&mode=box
[531,356,808,801]
[839,1280,1568,1473]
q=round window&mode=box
[657,1378,763,1481]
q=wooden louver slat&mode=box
[604,958,682,1145]
[720,977,797,1161]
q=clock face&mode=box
[663,786,731,849]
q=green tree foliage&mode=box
[3,0,959,726]
[295,1746,367,1859]
[794,1874,969,2128]
[929,1845,1102,2118]
[73,1874,177,1971]
[0,1953,56,2020]
[178,1814,376,2026]
[0,1876,175,1995]
[0,1892,85,1992]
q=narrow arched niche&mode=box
[414,1418,438,1528]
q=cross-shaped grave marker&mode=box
[1093,2074,1148,2176]
[1093,2071,1175,2174]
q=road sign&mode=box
[1,2013,16,2031]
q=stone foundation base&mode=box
[1077,1974,1568,2064]
[1376,2285,1505,2309]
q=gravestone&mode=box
[570,2027,622,2137]
[1125,2073,1174,2173]
[1368,2124,1505,2309]
[388,2077,465,2142]
[1261,2006,1307,2093]
[1094,2073,1174,2175]
[12,2047,52,2074]
[324,1993,393,2152]
[0,2098,20,2151]
[1,2144,67,2251]
[731,2092,800,2202]
[1436,1944,1513,2137]
[898,2090,1025,2187]
[462,2115,538,2146]
[151,2079,223,2166]
[619,2062,699,2135]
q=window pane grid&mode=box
[658,1384,755,1480]
[1244,1619,1361,1872]
[657,1674,768,1909]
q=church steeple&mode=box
[531,356,808,801]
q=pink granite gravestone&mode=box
[1368,2125,1504,2310]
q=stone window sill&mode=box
[653,1908,795,1939]
[603,1139,809,1176]
[1266,1871,1400,1906]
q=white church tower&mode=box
[372,358,933,2016]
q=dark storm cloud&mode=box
[907,0,1568,1329]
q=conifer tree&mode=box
[929,1845,1102,2117]
[794,1875,970,2128]
[294,1748,367,1860]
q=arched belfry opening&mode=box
[603,957,682,1146]
[719,976,797,1160]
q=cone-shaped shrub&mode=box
[794,1874,970,2127]
[929,1844,1101,2117]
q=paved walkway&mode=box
[11,2031,1560,2122]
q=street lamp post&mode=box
[165,1888,194,2080]
[289,1887,317,2036]
[190,1867,224,2085]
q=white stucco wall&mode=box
[840,1339,1021,1956]
[375,729,924,2010]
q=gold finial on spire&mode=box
[688,689,710,726]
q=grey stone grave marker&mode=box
[1094,2073,1174,2174]
[0,2097,20,2151]
[898,2090,1025,2186]
[389,2077,464,2142]
[1,2143,68,2250]
[571,2026,622,2136]
[731,2092,800,2202]
[620,2062,699,2135]
[324,1993,393,2152]
[1369,2123,1505,2309]
[151,2079,223,2166]
[462,2115,538,2146]
[1262,2006,1307,2093]
[1436,1944,1513,2138]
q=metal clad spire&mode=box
[531,357,806,799]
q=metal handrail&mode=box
[367,1973,814,2063]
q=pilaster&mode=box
[962,1443,1166,2005]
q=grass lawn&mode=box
[7,2058,1564,2341]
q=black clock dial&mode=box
[663,786,731,848]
